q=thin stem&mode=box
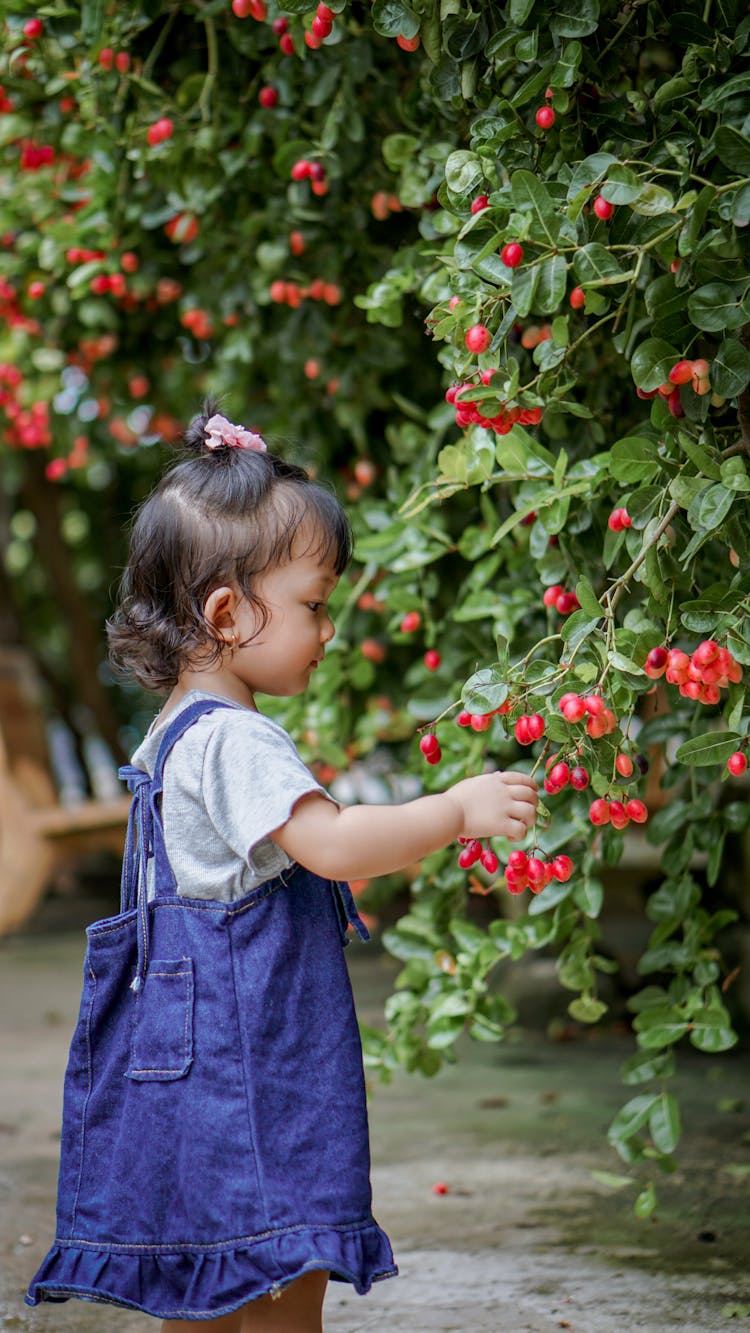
[198,17,218,126]
[608,501,680,613]
[142,7,179,82]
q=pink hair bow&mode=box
[204,413,267,452]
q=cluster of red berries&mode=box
[636,358,711,420]
[306,4,337,48]
[268,277,342,307]
[370,191,404,219]
[543,757,590,795]
[291,158,329,195]
[146,117,173,147]
[644,640,742,706]
[559,692,617,738]
[456,703,510,732]
[543,584,581,616]
[90,272,128,297]
[19,141,54,171]
[503,849,574,895]
[514,713,545,745]
[446,375,542,435]
[608,507,632,532]
[456,838,500,873]
[98,48,131,72]
[589,796,648,828]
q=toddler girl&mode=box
[26,404,538,1331]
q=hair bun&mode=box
[181,397,224,455]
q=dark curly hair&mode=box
[106,401,352,693]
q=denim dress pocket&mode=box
[125,957,194,1082]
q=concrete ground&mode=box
[1,887,749,1332]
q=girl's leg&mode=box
[161,1271,329,1333]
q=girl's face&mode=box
[227,529,339,699]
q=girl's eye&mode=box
[307,602,324,612]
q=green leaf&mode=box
[575,577,601,619]
[81,0,105,42]
[572,243,626,285]
[687,282,746,333]
[534,254,568,313]
[372,0,420,38]
[549,0,599,39]
[721,457,750,492]
[610,437,660,483]
[608,1093,658,1144]
[630,184,674,216]
[715,125,750,174]
[462,663,509,713]
[511,263,541,317]
[600,164,642,205]
[634,1182,657,1219]
[568,994,608,1022]
[445,150,484,198]
[630,339,679,392]
[510,170,559,245]
[711,337,750,398]
[693,483,735,531]
[591,1170,634,1190]
[675,732,742,766]
[649,1092,681,1153]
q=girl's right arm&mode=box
[270,770,539,881]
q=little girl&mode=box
[26,404,538,1331]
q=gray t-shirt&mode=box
[130,690,334,902]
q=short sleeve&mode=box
[200,711,333,870]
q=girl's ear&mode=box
[203,585,239,644]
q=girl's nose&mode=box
[321,614,335,644]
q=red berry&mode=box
[272,16,289,32]
[424,650,441,671]
[480,848,499,874]
[727,752,747,776]
[626,798,649,823]
[419,733,440,757]
[501,242,524,268]
[456,710,472,727]
[593,194,614,220]
[317,3,335,16]
[615,753,634,778]
[400,610,421,634]
[471,195,489,214]
[458,839,482,869]
[507,850,528,872]
[432,1181,449,1195]
[279,32,295,54]
[396,33,420,51]
[115,51,130,72]
[23,18,44,39]
[258,86,278,108]
[312,15,332,37]
[543,584,563,608]
[535,106,555,129]
[504,873,528,895]
[515,715,532,746]
[582,694,604,717]
[561,696,587,723]
[527,714,545,741]
[465,324,492,354]
[27,280,45,300]
[551,855,573,882]
[232,0,254,13]
[98,47,114,69]
[526,857,546,886]
[589,798,610,826]
[668,359,693,385]
[569,286,585,309]
[548,762,570,788]
[570,767,589,790]
[693,639,720,668]
[424,746,442,766]
[555,591,579,615]
[645,646,668,679]
[470,713,492,733]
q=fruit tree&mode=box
[1,0,749,1216]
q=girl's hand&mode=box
[445,770,539,842]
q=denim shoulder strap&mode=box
[118,697,237,991]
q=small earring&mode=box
[229,630,239,654]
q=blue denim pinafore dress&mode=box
[26,698,397,1320]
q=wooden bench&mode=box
[0,647,132,936]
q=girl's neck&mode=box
[162,667,257,723]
